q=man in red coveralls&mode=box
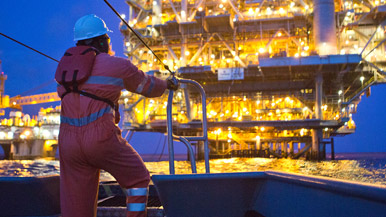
[57,14,178,217]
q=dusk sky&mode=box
[0,0,386,154]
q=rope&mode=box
[0,33,59,63]
[103,0,175,76]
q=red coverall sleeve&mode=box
[122,60,167,98]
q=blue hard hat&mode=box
[74,14,112,41]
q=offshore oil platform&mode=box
[118,0,386,160]
[1,0,386,160]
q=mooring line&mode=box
[103,0,175,76]
[0,32,59,63]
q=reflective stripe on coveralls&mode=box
[124,187,148,196]
[145,77,155,96]
[85,75,124,87]
[127,203,146,212]
[61,106,113,127]
[123,187,148,212]
[135,75,148,93]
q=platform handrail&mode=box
[167,78,210,174]
[173,135,197,173]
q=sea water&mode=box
[0,153,385,185]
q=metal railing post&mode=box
[166,78,210,174]
[166,90,175,174]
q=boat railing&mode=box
[166,78,210,174]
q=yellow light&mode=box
[285,97,290,102]
[219,4,224,8]
[266,8,272,15]
[259,48,265,53]
[279,8,285,14]
[226,110,229,114]
[260,127,265,132]
[121,14,126,19]
[294,53,299,58]
[277,32,282,37]
[243,107,247,112]
[163,60,167,64]
[185,50,190,56]
[211,54,215,59]
[228,133,232,138]
[125,42,130,47]
[198,7,203,11]
[248,8,254,15]
[217,128,222,134]
[256,100,260,104]
[24,130,31,137]
[304,46,309,51]
[268,112,273,116]
[345,40,349,45]
[222,0,227,3]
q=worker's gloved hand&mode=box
[166,76,179,91]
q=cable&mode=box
[103,0,174,76]
[0,33,59,63]
[19,79,56,96]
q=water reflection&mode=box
[0,158,385,185]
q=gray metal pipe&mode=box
[166,78,210,174]
[179,79,210,173]
[166,90,175,174]
[315,73,323,119]
[184,136,206,141]
[173,135,197,173]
